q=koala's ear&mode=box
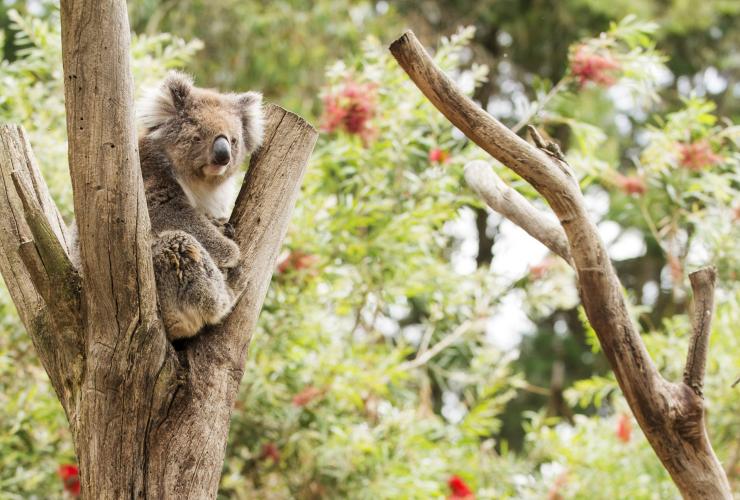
[137,71,194,132]
[163,71,194,111]
[236,91,264,153]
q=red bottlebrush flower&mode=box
[320,79,378,144]
[259,442,281,464]
[570,45,621,87]
[58,464,80,496]
[616,413,632,443]
[292,386,323,407]
[676,140,723,171]
[667,254,683,284]
[428,148,451,164]
[529,257,557,280]
[276,251,320,275]
[614,173,646,196]
[447,475,475,499]
[547,472,569,500]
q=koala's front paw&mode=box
[164,313,202,341]
[201,278,235,325]
[209,216,235,239]
[226,265,245,291]
[210,237,241,269]
[221,221,235,240]
[153,230,237,341]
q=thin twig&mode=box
[399,320,480,371]
[416,324,435,358]
[511,77,569,134]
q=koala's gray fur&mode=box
[56,71,261,342]
[137,71,263,340]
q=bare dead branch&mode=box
[464,160,573,265]
[683,267,717,396]
[223,104,318,366]
[11,171,81,322]
[59,2,170,496]
[390,32,573,206]
[15,127,72,250]
[390,30,732,498]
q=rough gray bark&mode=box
[390,30,732,499]
[0,1,317,497]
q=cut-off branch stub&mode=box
[219,103,319,367]
[11,171,81,321]
[0,124,83,415]
[684,266,717,397]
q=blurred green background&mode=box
[0,0,738,498]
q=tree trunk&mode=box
[0,1,317,497]
[390,31,732,499]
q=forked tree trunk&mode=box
[0,1,317,497]
[390,31,732,499]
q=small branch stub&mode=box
[683,266,717,397]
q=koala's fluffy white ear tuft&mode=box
[236,91,264,153]
[164,71,194,109]
[137,71,194,132]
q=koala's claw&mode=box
[221,222,235,239]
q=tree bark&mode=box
[0,1,317,497]
[390,30,732,499]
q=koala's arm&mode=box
[207,216,235,239]
[153,230,235,340]
[151,200,240,268]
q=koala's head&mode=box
[138,71,263,183]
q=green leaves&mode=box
[1,4,738,497]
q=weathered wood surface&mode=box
[0,1,317,496]
[390,30,731,499]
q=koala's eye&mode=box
[231,137,238,147]
[193,135,202,143]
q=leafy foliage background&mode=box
[0,1,738,498]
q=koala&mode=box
[137,71,264,340]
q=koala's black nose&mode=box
[212,136,231,166]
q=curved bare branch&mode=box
[390,30,731,498]
[464,160,573,265]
